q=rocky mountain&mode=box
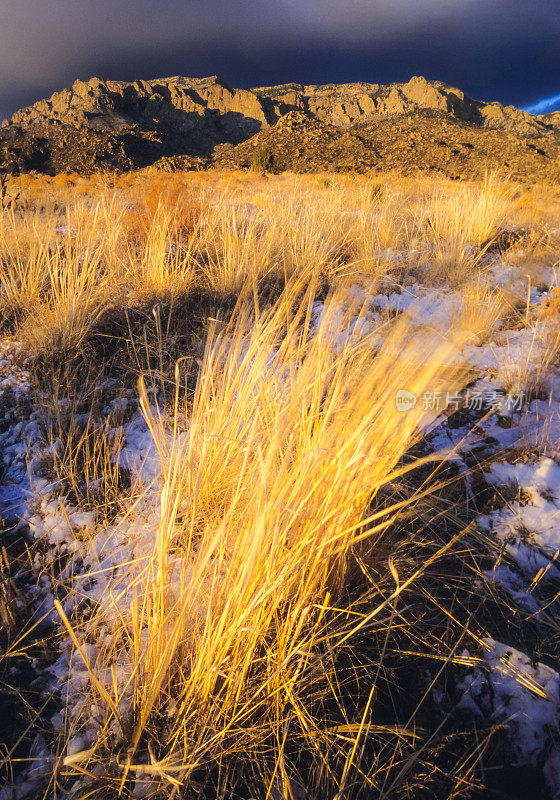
[214,107,560,183]
[1,74,559,179]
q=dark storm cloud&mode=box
[1,0,559,120]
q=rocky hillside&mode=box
[1,74,559,179]
[215,107,560,182]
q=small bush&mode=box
[0,173,20,212]
[250,145,276,174]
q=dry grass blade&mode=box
[52,282,475,796]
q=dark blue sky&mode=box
[1,0,559,121]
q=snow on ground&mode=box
[2,252,560,797]
[311,264,560,795]
[480,457,560,612]
[0,345,169,798]
[458,639,560,787]
[0,342,38,523]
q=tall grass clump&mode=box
[417,174,511,285]
[57,286,471,798]
[422,174,510,248]
[123,203,197,300]
[0,201,113,351]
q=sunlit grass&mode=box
[54,286,471,797]
[0,169,558,798]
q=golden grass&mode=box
[42,403,131,527]
[55,287,472,797]
[1,169,559,797]
[459,277,506,342]
[1,169,553,348]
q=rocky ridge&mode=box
[1,74,559,179]
[215,107,560,182]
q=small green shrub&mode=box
[316,175,332,189]
[250,146,276,174]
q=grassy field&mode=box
[1,169,560,799]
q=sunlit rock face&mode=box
[1,74,559,176]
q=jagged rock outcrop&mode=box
[5,75,274,156]
[9,75,272,135]
[255,75,556,135]
[544,110,560,127]
[1,74,559,178]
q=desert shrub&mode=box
[367,180,385,201]
[123,177,205,242]
[144,183,203,236]
[0,173,20,212]
[250,145,276,174]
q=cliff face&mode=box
[6,76,272,153]
[255,75,554,136]
[12,76,269,129]
[8,74,552,137]
[1,74,558,178]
